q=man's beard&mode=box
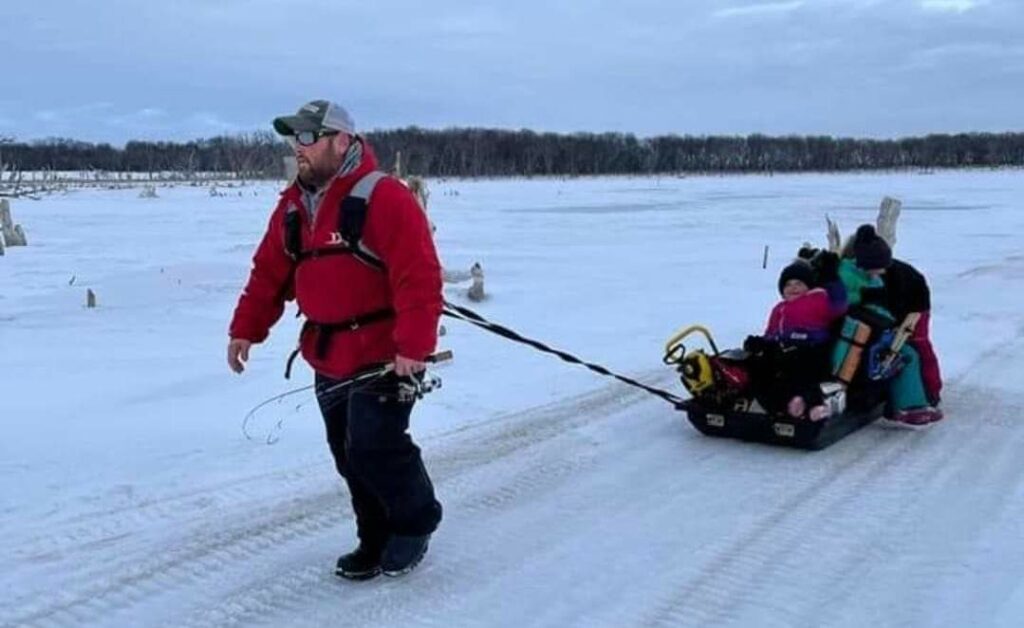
[298,150,341,188]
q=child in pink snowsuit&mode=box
[747,256,847,420]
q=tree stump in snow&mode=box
[467,262,485,302]
[826,196,901,258]
[876,196,901,248]
[0,198,27,246]
[826,214,841,253]
[86,289,97,308]
[138,185,158,198]
[283,156,298,181]
[406,176,429,211]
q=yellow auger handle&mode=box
[664,325,719,356]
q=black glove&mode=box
[812,251,840,283]
[861,286,887,306]
[797,245,819,261]
[743,335,770,355]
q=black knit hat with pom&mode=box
[853,224,892,271]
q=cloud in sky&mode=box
[919,0,990,13]
[0,0,1019,143]
[713,1,805,19]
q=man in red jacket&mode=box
[227,100,443,580]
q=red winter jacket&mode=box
[229,143,442,379]
[764,282,847,345]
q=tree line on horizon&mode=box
[2,129,1023,178]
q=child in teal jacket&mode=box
[838,226,942,425]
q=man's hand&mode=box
[228,338,252,374]
[394,355,427,377]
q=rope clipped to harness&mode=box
[442,300,686,407]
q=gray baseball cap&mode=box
[272,100,355,136]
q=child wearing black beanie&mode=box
[853,224,892,272]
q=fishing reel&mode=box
[396,350,452,403]
[398,371,443,403]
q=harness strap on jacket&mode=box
[283,170,388,271]
[340,171,387,271]
[280,171,395,379]
[285,307,395,379]
[284,206,303,260]
[340,171,386,245]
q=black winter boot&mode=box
[335,544,384,580]
[381,534,430,577]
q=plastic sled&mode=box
[676,382,886,451]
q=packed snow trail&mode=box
[6,334,1024,628]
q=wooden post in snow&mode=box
[467,262,486,302]
[406,176,429,212]
[0,198,27,246]
[393,150,403,178]
[282,156,297,181]
[826,214,841,254]
[876,196,902,249]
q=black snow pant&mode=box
[316,369,442,552]
[747,342,832,415]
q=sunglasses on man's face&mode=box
[293,129,339,147]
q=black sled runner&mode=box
[664,325,886,450]
[678,394,884,451]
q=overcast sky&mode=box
[1,0,1020,144]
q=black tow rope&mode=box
[243,302,686,444]
[442,300,686,407]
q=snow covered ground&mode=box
[2,170,1023,627]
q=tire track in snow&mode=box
[178,430,609,628]
[9,459,330,566]
[2,372,670,628]
[643,345,1024,627]
[3,488,346,628]
[642,428,906,627]
[177,378,664,628]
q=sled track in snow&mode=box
[643,426,922,626]
[177,375,664,628]
[9,458,332,566]
[178,418,615,628]
[2,372,668,628]
[12,352,1023,628]
[643,357,1024,626]
[4,487,346,628]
